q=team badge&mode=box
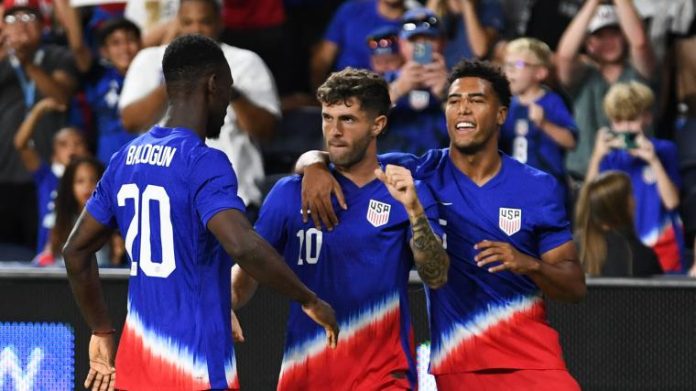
[499,208,522,236]
[367,199,391,227]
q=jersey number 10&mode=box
[118,184,176,278]
[296,228,322,265]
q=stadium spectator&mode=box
[0,0,78,252]
[575,170,662,277]
[383,7,449,155]
[13,97,88,255]
[365,25,403,75]
[310,0,408,91]
[36,156,125,267]
[586,81,685,273]
[232,68,448,390]
[298,60,585,389]
[426,0,504,68]
[64,34,337,391]
[119,0,280,219]
[557,0,655,179]
[500,37,577,208]
[61,12,143,165]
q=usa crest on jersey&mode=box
[367,199,391,227]
[499,208,522,236]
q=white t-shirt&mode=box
[119,43,281,206]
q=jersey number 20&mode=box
[118,184,176,278]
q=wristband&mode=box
[92,328,116,336]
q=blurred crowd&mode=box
[0,0,695,278]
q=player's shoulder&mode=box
[267,174,302,197]
[504,154,558,189]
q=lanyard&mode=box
[9,49,44,113]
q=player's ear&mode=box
[207,73,217,97]
[372,114,387,137]
[497,105,508,126]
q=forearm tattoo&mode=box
[411,215,449,288]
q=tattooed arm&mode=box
[375,165,449,289]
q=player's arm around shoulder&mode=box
[376,164,450,289]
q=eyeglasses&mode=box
[503,60,542,70]
[368,36,397,50]
[402,16,439,32]
[4,13,38,25]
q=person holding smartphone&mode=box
[586,81,686,273]
[383,8,449,155]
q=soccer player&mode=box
[297,60,586,390]
[232,68,449,390]
[63,35,338,391]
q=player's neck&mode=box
[165,100,207,140]
[449,142,502,187]
[334,153,380,188]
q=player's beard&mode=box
[328,132,372,169]
[451,129,497,156]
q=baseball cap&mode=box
[400,8,441,40]
[3,0,41,15]
[587,5,620,34]
[366,25,400,55]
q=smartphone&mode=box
[412,41,433,64]
[608,130,638,149]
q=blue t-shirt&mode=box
[599,138,685,273]
[383,149,571,374]
[33,162,59,253]
[254,166,442,390]
[442,0,505,68]
[380,71,448,155]
[85,65,137,165]
[500,90,577,181]
[324,0,403,71]
[86,126,245,390]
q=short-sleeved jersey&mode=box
[383,149,572,374]
[599,138,685,272]
[86,126,246,390]
[500,90,577,182]
[254,166,442,390]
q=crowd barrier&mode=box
[0,267,694,390]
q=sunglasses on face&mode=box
[4,12,38,25]
[368,36,397,49]
[503,60,541,70]
[402,16,439,31]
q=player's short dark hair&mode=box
[162,34,226,89]
[316,68,391,117]
[448,60,511,107]
[180,0,220,15]
[97,18,141,47]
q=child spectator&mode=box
[13,97,88,254]
[500,37,577,205]
[366,25,403,75]
[575,170,662,277]
[59,11,143,164]
[37,156,124,267]
[586,81,685,273]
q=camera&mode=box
[412,41,433,64]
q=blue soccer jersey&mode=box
[384,149,572,374]
[254,165,442,390]
[86,126,246,390]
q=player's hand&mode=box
[301,163,347,231]
[528,102,545,127]
[375,165,419,212]
[231,310,245,343]
[301,298,339,349]
[85,334,116,391]
[474,240,540,274]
